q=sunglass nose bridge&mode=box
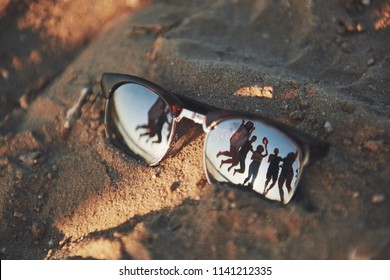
[176,108,206,125]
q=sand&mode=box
[0,0,389,259]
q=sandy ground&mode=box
[0,0,389,259]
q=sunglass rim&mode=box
[202,115,307,204]
[101,72,330,165]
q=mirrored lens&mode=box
[204,118,303,204]
[110,83,173,164]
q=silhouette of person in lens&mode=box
[263,148,282,195]
[277,150,298,204]
[243,143,268,189]
[220,136,256,172]
[232,136,257,175]
[217,120,255,167]
[136,98,170,144]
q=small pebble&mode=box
[367,58,375,66]
[324,121,334,134]
[19,151,41,166]
[29,49,42,64]
[0,68,9,80]
[371,194,385,204]
[364,140,382,153]
[19,94,29,109]
[341,41,353,53]
[229,202,237,209]
[13,211,24,218]
[288,80,300,89]
[361,0,370,6]
[344,20,356,33]
[48,239,54,246]
[340,100,356,113]
[289,110,305,121]
[352,191,360,198]
[47,172,54,180]
[170,181,180,191]
[31,222,45,239]
[356,23,365,32]
[15,169,23,180]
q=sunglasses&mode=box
[101,73,329,205]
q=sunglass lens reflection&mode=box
[205,119,302,204]
[110,83,173,164]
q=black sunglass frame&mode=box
[101,72,329,167]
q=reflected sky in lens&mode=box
[205,119,302,204]
[113,83,172,164]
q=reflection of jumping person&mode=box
[221,136,256,172]
[232,136,257,174]
[136,98,169,144]
[217,120,255,167]
[278,150,298,204]
[243,144,268,189]
[263,148,282,195]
